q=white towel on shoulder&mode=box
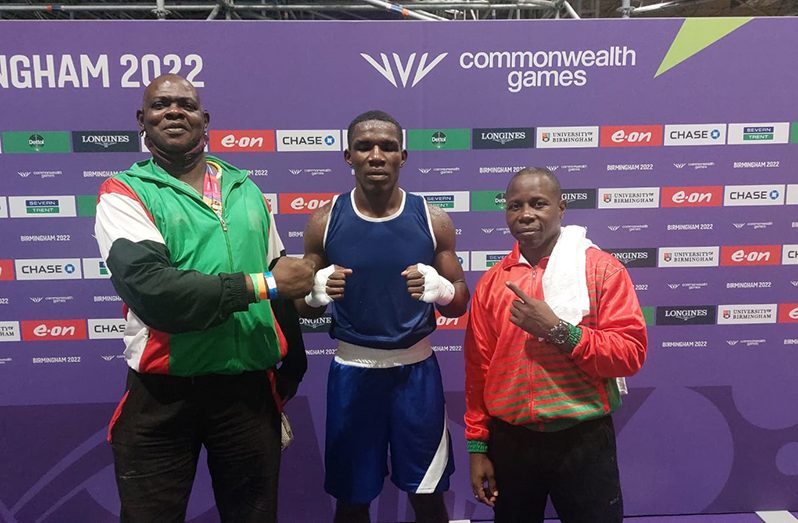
[542,225,595,325]
[541,225,628,395]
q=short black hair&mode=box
[508,167,562,200]
[347,110,403,148]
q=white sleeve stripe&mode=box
[266,210,285,267]
[95,192,165,260]
[423,200,438,251]
[321,194,338,250]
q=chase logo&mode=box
[723,184,785,206]
[0,197,7,218]
[664,124,726,146]
[782,244,798,265]
[88,318,127,339]
[360,52,447,88]
[456,251,471,271]
[8,195,76,218]
[471,251,510,271]
[728,122,789,144]
[414,191,469,212]
[276,130,341,152]
[15,258,82,280]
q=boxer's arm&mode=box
[429,204,469,317]
[296,204,332,319]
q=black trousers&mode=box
[109,368,281,523]
[489,415,623,523]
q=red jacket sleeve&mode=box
[569,264,647,378]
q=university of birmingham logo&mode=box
[361,52,448,88]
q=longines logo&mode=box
[656,306,716,325]
[605,248,657,268]
[72,131,139,153]
[361,52,448,88]
[300,315,332,333]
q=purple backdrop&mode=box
[1,18,797,522]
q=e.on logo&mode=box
[435,311,468,330]
[778,304,798,323]
[720,245,781,266]
[208,130,275,152]
[21,319,86,341]
[278,193,336,215]
[661,186,723,208]
[600,125,663,147]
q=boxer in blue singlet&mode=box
[298,111,470,523]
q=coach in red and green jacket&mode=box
[465,168,647,523]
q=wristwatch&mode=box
[546,319,572,346]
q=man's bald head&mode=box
[137,74,209,164]
[142,74,201,110]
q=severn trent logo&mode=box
[361,52,447,88]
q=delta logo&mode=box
[276,130,340,152]
[720,245,781,266]
[728,122,789,144]
[0,260,14,281]
[21,319,87,341]
[778,303,798,323]
[88,319,127,339]
[415,191,469,212]
[435,311,468,330]
[717,304,778,325]
[209,130,275,152]
[661,186,723,208]
[278,193,336,215]
[8,195,77,218]
[723,184,785,207]
[600,125,663,147]
[664,124,726,146]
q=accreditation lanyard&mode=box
[202,161,223,219]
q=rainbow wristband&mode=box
[264,271,278,300]
[255,272,268,301]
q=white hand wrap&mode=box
[304,264,335,308]
[416,262,455,306]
